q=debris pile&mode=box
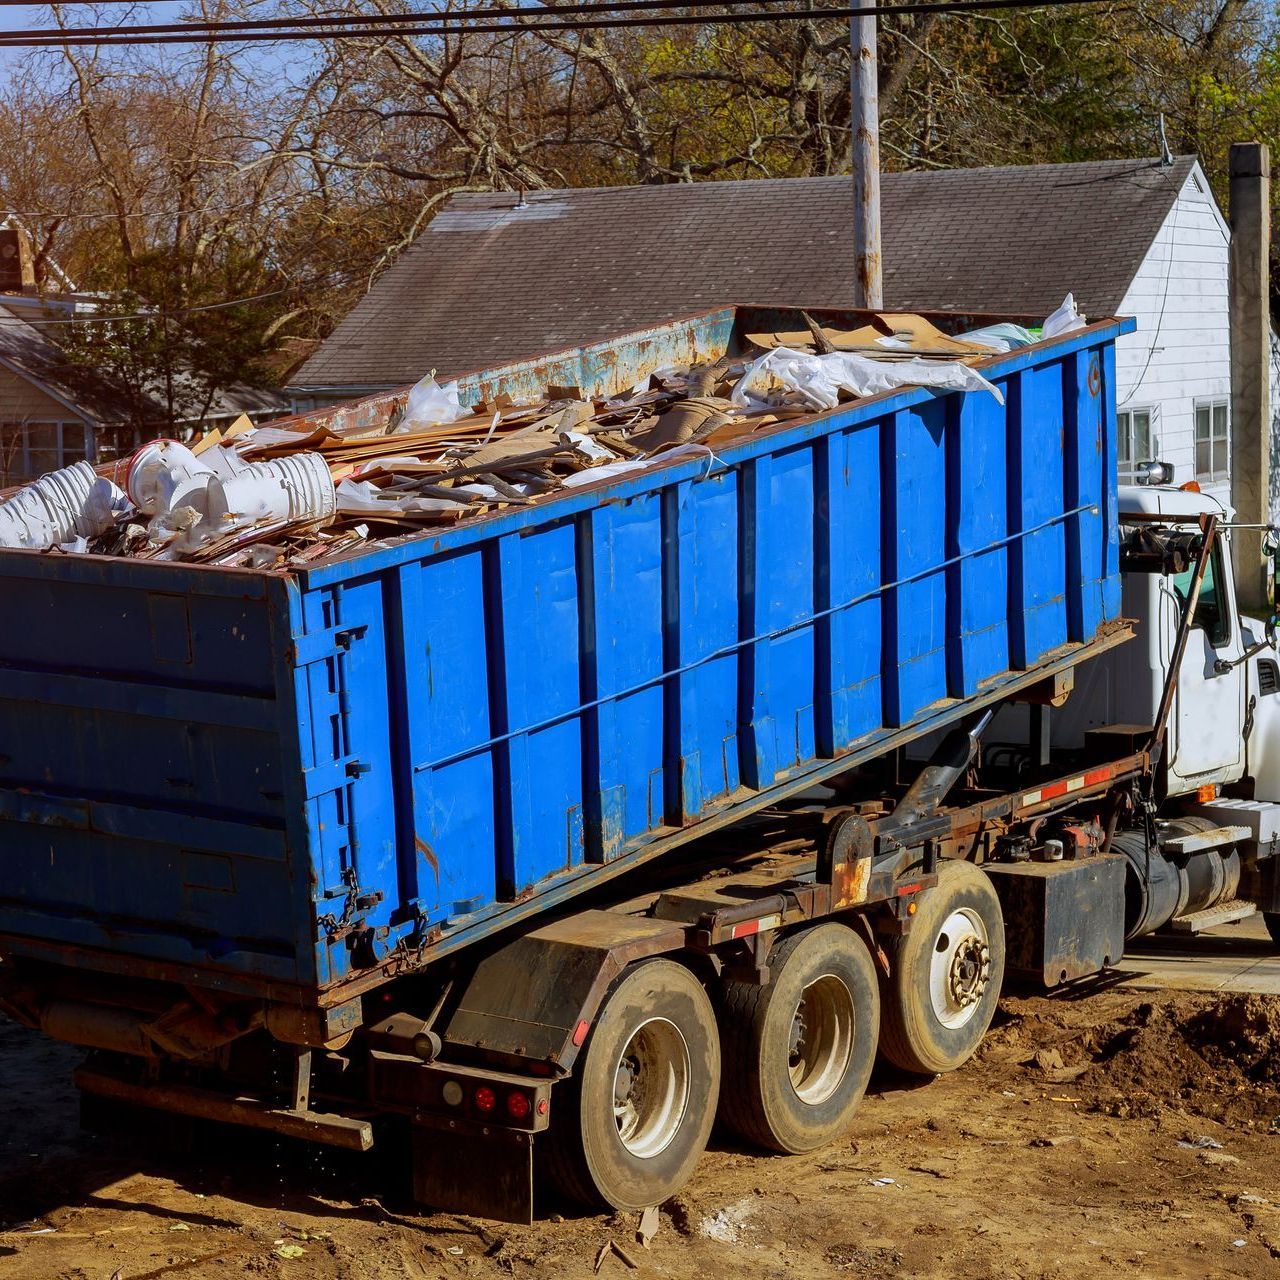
[0,301,1085,569]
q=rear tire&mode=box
[542,958,719,1211]
[718,922,879,1154]
[879,859,1005,1076]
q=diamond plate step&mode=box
[1167,899,1257,935]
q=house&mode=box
[0,293,153,485]
[0,224,290,486]
[291,155,1262,505]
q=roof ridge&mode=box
[446,156,1195,206]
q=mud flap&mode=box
[412,1115,535,1224]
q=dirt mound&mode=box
[983,991,1280,1126]
[1085,995,1280,1125]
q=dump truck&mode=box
[1,304,1277,1223]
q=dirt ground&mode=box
[4,984,1280,1280]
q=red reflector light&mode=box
[537,1098,549,1116]
[506,1090,531,1121]
[572,1019,591,1047]
[474,1086,496,1113]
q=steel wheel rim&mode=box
[611,1017,690,1159]
[788,972,856,1105]
[928,906,991,1030]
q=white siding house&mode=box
[1112,162,1233,503]
[292,157,1273,515]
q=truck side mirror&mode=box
[1264,528,1280,615]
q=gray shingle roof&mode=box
[0,300,159,423]
[0,300,289,426]
[293,156,1197,391]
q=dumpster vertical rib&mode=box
[578,511,603,861]
[949,375,1011,696]
[738,458,768,789]
[1064,345,1104,641]
[660,485,682,827]
[1012,361,1070,666]
[814,435,834,758]
[674,468,741,821]
[1100,342,1122,619]
[484,540,516,903]
[495,522,585,894]
[399,547,503,928]
[883,401,949,725]
[1005,369,1029,669]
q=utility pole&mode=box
[850,12,883,310]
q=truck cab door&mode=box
[1164,537,1247,790]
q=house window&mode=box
[0,421,93,484]
[1194,400,1229,484]
[1117,407,1155,482]
[25,423,61,477]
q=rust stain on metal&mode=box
[414,836,441,891]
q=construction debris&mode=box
[0,302,1083,569]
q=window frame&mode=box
[1193,398,1230,485]
[1116,405,1157,483]
[1171,540,1232,649]
[0,420,93,483]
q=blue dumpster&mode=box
[0,305,1132,1006]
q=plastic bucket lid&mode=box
[125,440,214,515]
[122,439,182,508]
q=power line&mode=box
[12,0,829,40]
[0,0,1133,46]
[2,190,325,223]
[0,272,368,325]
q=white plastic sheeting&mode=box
[731,348,1004,412]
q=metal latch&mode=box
[304,754,373,799]
[293,623,370,666]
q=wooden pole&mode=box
[850,14,883,310]
[1228,142,1272,613]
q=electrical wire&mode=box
[2,190,328,223]
[14,0,813,37]
[0,272,370,325]
[0,0,1134,46]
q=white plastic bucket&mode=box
[0,461,112,550]
[206,452,336,530]
[125,440,215,516]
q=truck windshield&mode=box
[1172,546,1230,647]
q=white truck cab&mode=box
[1062,479,1280,941]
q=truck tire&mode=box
[879,859,1005,1076]
[1264,913,1280,947]
[718,922,879,1154]
[542,958,719,1211]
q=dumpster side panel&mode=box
[0,561,307,987]
[295,326,1127,993]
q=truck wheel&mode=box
[718,922,879,1154]
[879,859,1005,1076]
[542,958,719,1211]
[1264,913,1280,946]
